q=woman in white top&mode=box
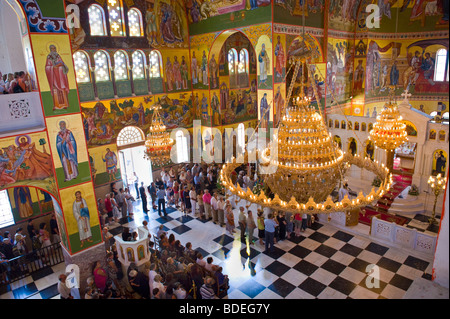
[179,170,187,184]
[152,274,166,298]
[125,188,134,217]
[110,192,121,221]
[147,264,158,298]
[189,187,197,215]
[173,283,187,299]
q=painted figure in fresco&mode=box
[0,150,16,186]
[45,44,70,110]
[201,51,208,85]
[260,93,269,130]
[421,52,435,85]
[191,51,198,85]
[435,151,447,175]
[274,36,285,81]
[201,93,209,121]
[188,0,201,23]
[173,56,182,90]
[250,0,258,10]
[13,135,53,181]
[94,102,107,120]
[258,44,270,87]
[353,60,364,92]
[390,60,400,88]
[56,121,78,182]
[274,86,285,128]
[13,187,34,219]
[209,54,218,89]
[211,92,221,126]
[166,57,174,91]
[194,93,201,119]
[103,148,118,182]
[181,56,189,90]
[72,190,93,248]
[380,63,389,91]
[145,3,158,45]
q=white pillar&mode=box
[432,174,449,289]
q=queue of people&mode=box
[0,71,33,94]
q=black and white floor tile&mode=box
[0,200,435,299]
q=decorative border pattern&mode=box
[18,0,67,33]
[274,24,324,38]
[356,30,449,40]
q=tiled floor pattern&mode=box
[0,200,435,299]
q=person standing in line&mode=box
[301,213,308,232]
[116,188,128,218]
[257,209,265,245]
[238,207,247,243]
[50,213,60,244]
[225,202,235,235]
[148,182,157,210]
[157,187,167,217]
[264,213,278,254]
[183,186,191,215]
[139,182,149,214]
[189,186,197,216]
[210,192,219,224]
[286,213,294,239]
[133,172,140,199]
[217,196,225,227]
[173,181,180,208]
[104,194,113,221]
[57,274,73,299]
[197,190,205,220]
[277,211,287,241]
[294,212,302,237]
[203,189,212,220]
[246,210,256,245]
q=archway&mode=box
[116,126,152,198]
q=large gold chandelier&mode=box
[144,104,174,167]
[220,53,393,215]
[369,89,408,151]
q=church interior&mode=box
[0,0,448,300]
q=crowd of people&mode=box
[0,71,33,94]
[58,227,229,300]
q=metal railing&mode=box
[1,242,64,285]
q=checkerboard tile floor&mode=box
[0,201,436,299]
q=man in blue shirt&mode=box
[194,173,201,193]
[156,187,167,217]
[264,213,278,254]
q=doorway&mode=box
[117,126,153,198]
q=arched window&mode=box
[238,49,249,74]
[117,126,144,147]
[88,4,107,36]
[237,123,245,152]
[341,120,346,130]
[335,120,339,129]
[73,51,91,83]
[434,49,448,82]
[361,122,367,132]
[439,130,446,141]
[128,8,143,37]
[132,50,146,79]
[149,50,162,78]
[354,122,360,131]
[176,131,189,163]
[114,50,129,80]
[108,0,125,37]
[328,119,333,128]
[228,49,238,75]
[94,50,111,82]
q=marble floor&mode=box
[0,198,439,299]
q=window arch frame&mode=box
[132,50,146,80]
[335,120,340,129]
[127,7,144,37]
[237,123,246,153]
[341,120,346,130]
[175,130,189,164]
[149,50,163,78]
[107,0,126,37]
[73,50,92,83]
[94,50,112,82]
[434,48,448,82]
[114,50,130,81]
[117,125,145,148]
[88,3,108,36]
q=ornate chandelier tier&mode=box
[144,104,174,167]
[369,89,408,151]
[220,52,393,215]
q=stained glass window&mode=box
[132,50,146,79]
[94,51,110,82]
[176,130,189,163]
[114,50,129,80]
[107,0,125,37]
[128,8,143,37]
[149,50,162,78]
[0,190,14,228]
[228,49,238,75]
[88,4,107,36]
[73,51,91,83]
[238,49,249,74]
